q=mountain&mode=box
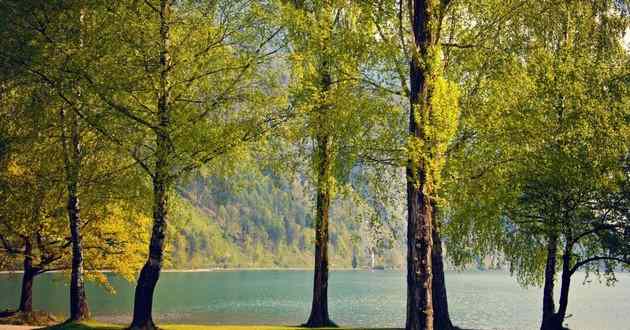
[169,170,403,270]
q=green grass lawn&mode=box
[43,321,398,330]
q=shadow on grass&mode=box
[41,322,408,330]
[44,321,123,330]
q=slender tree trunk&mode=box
[540,233,558,330]
[130,2,171,328]
[431,218,454,330]
[18,238,35,313]
[130,174,169,330]
[60,107,90,322]
[303,26,336,323]
[19,184,46,314]
[68,190,89,321]
[553,242,572,329]
[305,132,336,327]
[406,1,442,329]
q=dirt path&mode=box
[0,326,42,330]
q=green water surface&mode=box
[1,270,628,330]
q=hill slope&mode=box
[169,171,402,269]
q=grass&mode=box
[42,321,399,330]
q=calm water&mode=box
[0,270,628,330]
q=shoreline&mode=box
[0,267,383,275]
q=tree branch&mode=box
[570,256,630,275]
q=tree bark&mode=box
[406,165,433,330]
[18,238,35,313]
[305,133,336,327]
[60,106,90,322]
[432,221,454,330]
[130,119,170,330]
[553,242,572,329]
[540,233,558,330]
[130,1,171,328]
[129,179,167,330]
[406,1,442,329]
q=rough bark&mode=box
[406,1,441,329]
[18,238,35,313]
[540,233,558,330]
[305,133,336,328]
[406,166,433,330]
[130,1,171,328]
[60,106,90,322]
[432,222,454,330]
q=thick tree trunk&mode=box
[406,171,433,330]
[60,107,90,322]
[130,2,171,329]
[432,222,454,330]
[406,1,442,329]
[305,133,336,328]
[18,239,35,313]
[540,233,558,330]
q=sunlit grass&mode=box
[43,321,400,330]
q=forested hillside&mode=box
[169,170,403,269]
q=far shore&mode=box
[0,267,390,275]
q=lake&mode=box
[0,270,628,330]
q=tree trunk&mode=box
[130,140,170,330]
[553,242,572,330]
[18,238,35,313]
[406,167,433,330]
[60,107,90,322]
[129,186,165,329]
[540,233,558,330]
[68,194,89,321]
[432,220,454,330]
[406,1,442,329]
[305,132,335,328]
[130,2,171,328]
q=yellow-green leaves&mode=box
[444,0,630,285]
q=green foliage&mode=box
[265,0,405,187]
[445,0,630,284]
[0,77,151,285]
[0,1,627,321]
[168,168,402,269]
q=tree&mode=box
[0,78,150,317]
[72,1,285,328]
[0,1,106,320]
[270,0,404,326]
[405,1,458,329]
[445,1,629,329]
[0,89,68,313]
